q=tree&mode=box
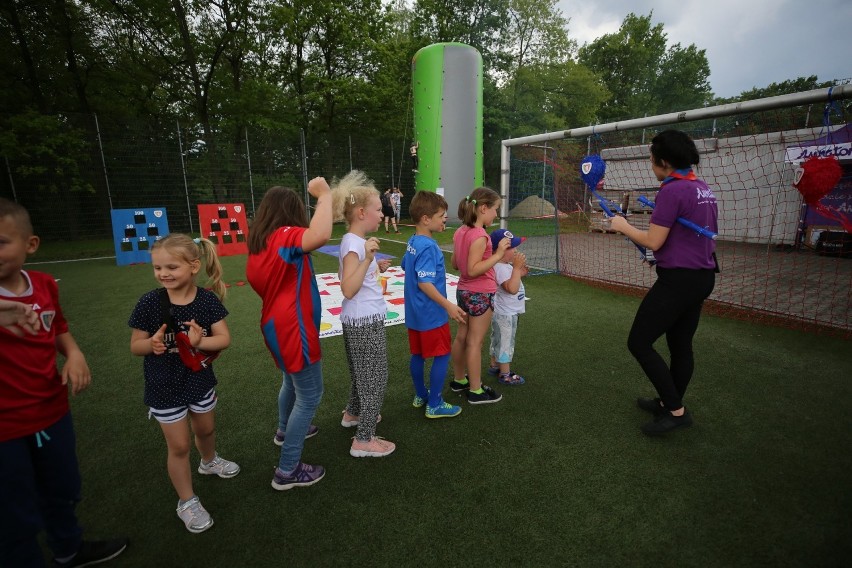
[578,12,712,122]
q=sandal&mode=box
[498,372,525,385]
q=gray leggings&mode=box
[342,314,388,441]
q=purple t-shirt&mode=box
[650,177,718,269]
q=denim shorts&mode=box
[456,290,495,317]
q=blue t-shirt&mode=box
[401,234,448,331]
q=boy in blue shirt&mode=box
[401,191,467,418]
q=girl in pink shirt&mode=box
[449,187,511,405]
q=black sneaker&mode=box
[641,410,693,436]
[467,385,502,405]
[449,379,470,392]
[55,538,129,567]
[637,397,668,416]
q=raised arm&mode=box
[301,177,333,252]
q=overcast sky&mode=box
[557,0,851,98]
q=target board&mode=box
[111,207,169,266]
[197,203,249,256]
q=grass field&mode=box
[28,225,852,567]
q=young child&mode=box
[332,170,395,457]
[129,233,238,534]
[608,130,718,436]
[449,187,511,404]
[0,198,128,567]
[246,177,332,489]
[487,228,529,385]
[401,191,467,418]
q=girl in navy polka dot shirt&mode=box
[129,233,238,534]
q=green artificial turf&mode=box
[28,233,852,567]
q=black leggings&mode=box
[627,267,715,411]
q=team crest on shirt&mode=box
[40,310,55,332]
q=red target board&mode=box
[197,203,249,256]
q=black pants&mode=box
[627,267,715,411]
[0,412,83,567]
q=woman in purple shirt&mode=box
[609,130,718,436]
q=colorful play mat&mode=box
[315,266,460,338]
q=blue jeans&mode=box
[0,413,83,568]
[278,360,324,472]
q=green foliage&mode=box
[0,110,94,194]
[578,12,713,122]
[0,0,841,204]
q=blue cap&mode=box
[490,228,526,252]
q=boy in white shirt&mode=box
[487,229,529,385]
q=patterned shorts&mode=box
[457,290,494,317]
[149,388,217,424]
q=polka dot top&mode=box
[128,287,228,409]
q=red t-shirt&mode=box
[246,226,322,374]
[0,270,70,442]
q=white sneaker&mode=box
[176,496,213,533]
[198,453,240,478]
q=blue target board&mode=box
[110,207,169,266]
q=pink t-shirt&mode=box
[453,225,497,293]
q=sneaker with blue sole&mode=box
[425,402,462,418]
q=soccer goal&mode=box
[500,85,852,333]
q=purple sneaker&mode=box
[271,463,325,491]
[273,424,319,446]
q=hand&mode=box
[496,237,512,254]
[0,299,40,336]
[377,258,392,272]
[365,237,380,261]
[307,176,330,199]
[608,215,629,233]
[150,323,168,355]
[184,319,204,348]
[61,351,91,396]
[512,252,526,269]
[447,304,467,325]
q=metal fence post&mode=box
[300,128,309,216]
[4,157,17,202]
[94,113,114,210]
[245,127,256,216]
[176,120,194,233]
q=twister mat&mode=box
[316,266,460,338]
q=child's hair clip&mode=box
[193,238,201,244]
[350,194,355,204]
[465,195,477,205]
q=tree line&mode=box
[0,0,839,199]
